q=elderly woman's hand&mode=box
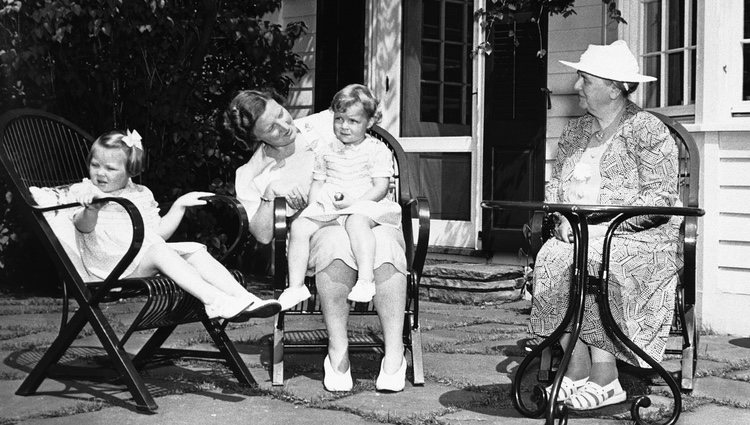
[552,213,574,243]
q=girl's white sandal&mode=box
[565,379,627,410]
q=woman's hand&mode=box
[264,180,308,210]
[553,213,574,243]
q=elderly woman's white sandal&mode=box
[565,379,626,410]
[545,376,588,402]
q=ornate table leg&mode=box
[596,215,682,425]
[512,213,590,424]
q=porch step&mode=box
[420,260,526,305]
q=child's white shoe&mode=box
[277,285,312,310]
[347,279,376,303]
[204,295,254,321]
[244,298,282,318]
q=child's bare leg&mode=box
[288,217,325,288]
[344,214,377,282]
[344,214,377,302]
[279,217,329,310]
[184,249,252,298]
[132,243,254,319]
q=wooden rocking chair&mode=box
[0,109,261,412]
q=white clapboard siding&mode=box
[717,241,750,270]
[717,267,750,295]
[718,158,750,186]
[546,7,606,185]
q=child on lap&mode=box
[277,84,401,310]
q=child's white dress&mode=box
[70,179,204,279]
[299,134,401,227]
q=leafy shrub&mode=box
[0,0,307,292]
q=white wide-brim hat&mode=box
[559,40,657,83]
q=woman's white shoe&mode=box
[375,356,406,392]
[545,376,588,402]
[565,379,627,410]
[323,355,353,392]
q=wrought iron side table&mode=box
[481,200,705,425]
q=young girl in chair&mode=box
[71,129,280,321]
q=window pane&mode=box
[644,56,661,108]
[443,84,462,123]
[445,2,464,42]
[645,0,662,53]
[667,52,684,106]
[421,83,439,121]
[744,44,750,100]
[692,0,697,45]
[690,49,696,103]
[745,0,750,38]
[422,41,440,81]
[423,0,440,40]
[444,43,463,82]
[668,0,684,49]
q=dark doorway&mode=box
[314,0,366,112]
[481,13,548,252]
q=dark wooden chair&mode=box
[0,109,261,412]
[268,124,430,386]
[532,111,701,392]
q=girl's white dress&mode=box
[70,179,204,279]
[299,134,401,227]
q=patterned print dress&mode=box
[530,102,682,367]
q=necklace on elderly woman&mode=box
[592,105,626,143]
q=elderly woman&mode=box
[531,40,680,410]
[223,89,408,393]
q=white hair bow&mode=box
[122,129,143,150]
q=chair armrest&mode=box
[272,197,289,293]
[402,197,430,280]
[35,198,145,305]
[196,195,249,263]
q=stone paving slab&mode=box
[20,391,373,425]
[1,297,750,424]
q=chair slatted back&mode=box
[648,111,699,305]
[0,109,92,206]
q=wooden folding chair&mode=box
[532,111,701,391]
[268,125,430,386]
[0,109,259,412]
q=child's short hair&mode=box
[88,130,145,177]
[330,84,382,124]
